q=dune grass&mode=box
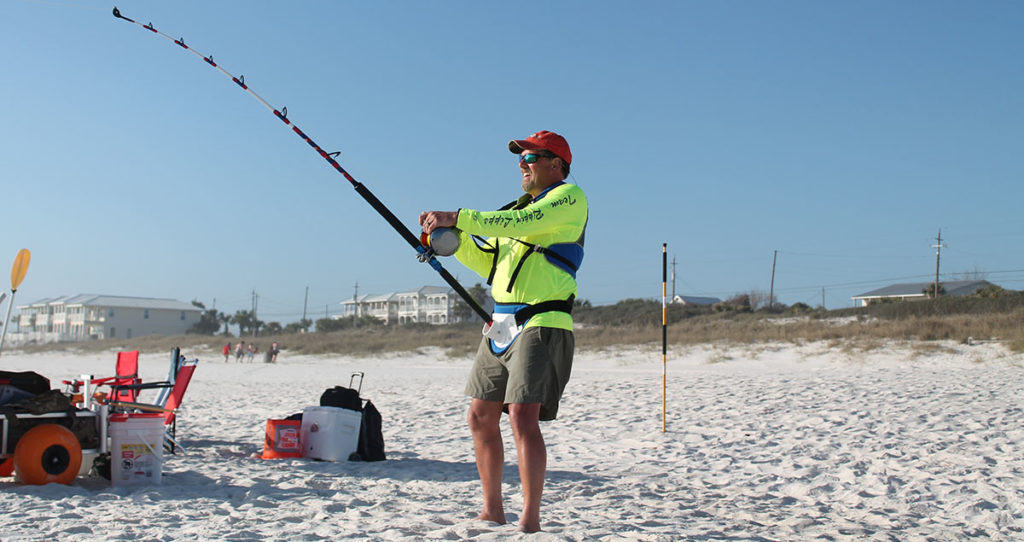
[14,298,1024,358]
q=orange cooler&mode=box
[261,419,303,459]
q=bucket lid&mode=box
[109,412,165,422]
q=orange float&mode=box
[13,424,82,485]
[0,457,13,477]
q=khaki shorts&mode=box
[465,326,574,421]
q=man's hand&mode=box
[419,211,458,234]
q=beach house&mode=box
[851,280,995,307]
[14,294,202,342]
[340,286,490,325]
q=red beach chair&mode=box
[62,350,141,403]
[160,357,197,452]
[109,350,141,402]
[108,348,198,453]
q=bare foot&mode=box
[518,520,541,533]
[477,511,507,525]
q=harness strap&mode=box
[505,239,580,293]
[471,235,500,286]
[499,195,530,212]
[506,247,533,293]
[487,250,499,286]
[511,295,575,327]
[532,244,578,271]
[474,197,525,287]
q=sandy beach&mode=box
[1,340,1022,541]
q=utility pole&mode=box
[251,289,259,318]
[768,250,777,310]
[353,281,359,329]
[821,287,826,310]
[669,256,675,300]
[931,230,946,298]
[302,286,309,321]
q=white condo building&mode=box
[340,286,491,325]
[13,294,202,343]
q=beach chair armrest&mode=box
[110,381,172,392]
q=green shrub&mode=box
[573,298,711,326]
[785,302,813,315]
[975,285,1006,298]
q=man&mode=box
[420,130,587,532]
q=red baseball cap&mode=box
[508,130,572,165]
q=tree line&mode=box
[187,301,313,337]
[187,284,495,337]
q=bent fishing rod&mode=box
[111,7,491,324]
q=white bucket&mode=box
[109,413,165,486]
[301,406,362,461]
[79,452,98,476]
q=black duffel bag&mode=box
[320,385,362,411]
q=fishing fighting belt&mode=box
[498,295,576,327]
[484,295,575,354]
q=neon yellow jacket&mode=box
[454,182,588,331]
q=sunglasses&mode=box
[519,152,556,164]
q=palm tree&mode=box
[218,312,232,336]
[232,310,260,336]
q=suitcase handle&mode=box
[349,372,364,394]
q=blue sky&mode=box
[2,0,1022,325]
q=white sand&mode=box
[1,340,1022,541]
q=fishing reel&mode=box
[418,227,461,262]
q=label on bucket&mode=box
[119,444,158,477]
[276,426,300,451]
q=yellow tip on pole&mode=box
[1,248,31,359]
[11,248,30,292]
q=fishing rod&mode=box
[111,7,490,324]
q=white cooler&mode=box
[301,406,362,461]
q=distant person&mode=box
[222,343,231,363]
[270,341,280,363]
[419,130,586,533]
[235,341,245,363]
[246,344,256,363]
